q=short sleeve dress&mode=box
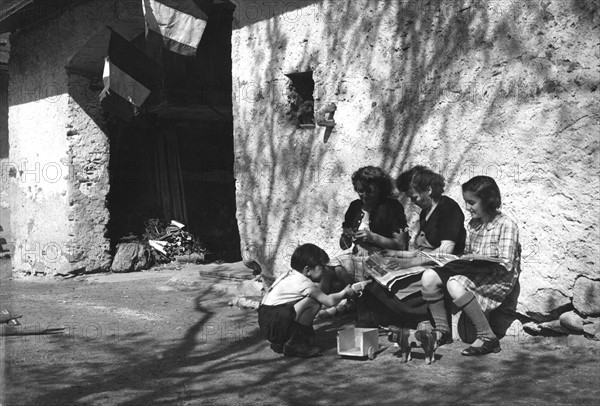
[415,195,466,254]
[391,195,467,300]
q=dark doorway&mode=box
[105,2,240,262]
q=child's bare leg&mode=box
[294,297,321,326]
[284,297,322,358]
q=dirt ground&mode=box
[1,258,599,406]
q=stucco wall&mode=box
[232,0,600,321]
[7,0,134,275]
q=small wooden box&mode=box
[337,327,379,360]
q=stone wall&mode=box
[231,0,600,326]
[7,0,134,275]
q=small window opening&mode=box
[285,71,314,128]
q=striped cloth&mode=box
[448,212,519,314]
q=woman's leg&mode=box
[447,280,496,346]
[421,268,451,334]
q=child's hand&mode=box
[343,285,357,298]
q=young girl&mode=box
[421,176,519,356]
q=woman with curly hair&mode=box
[321,166,409,294]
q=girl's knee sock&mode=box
[422,290,449,332]
[454,291,495,340]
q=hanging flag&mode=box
[142,0,208,56]
[99,28,160,120]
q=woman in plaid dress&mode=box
[421,176,519,356]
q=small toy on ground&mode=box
[337,327,380,360]
[383,325,437,364]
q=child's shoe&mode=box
[283,322,321,358]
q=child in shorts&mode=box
[258,243,356,358]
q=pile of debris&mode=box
[144,219,210,264]
[110,219,209,273]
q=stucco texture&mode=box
[231,0,600,320]
[7,0,136,275]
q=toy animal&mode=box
[383,325,437,365]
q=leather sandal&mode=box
[432,329,453,347]
[461,337,501,356]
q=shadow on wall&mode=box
[235,0,599,293]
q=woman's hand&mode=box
[380,249,400,257]
[354,229,373,243]
[380,249,417,258]
[342,227,355,239]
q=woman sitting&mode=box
[421,176,520,356]
[386,166,466,259]
[321,166,409,294]
[357,166,467,327]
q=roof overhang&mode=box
[0,0,85,34]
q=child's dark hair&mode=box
[290,243,330,272]
[396,165,429,192]
[351,166,392,200]
[462,176,502,213]
[411,169,445,200]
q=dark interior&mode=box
[105,2,240,262]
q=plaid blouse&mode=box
[465,213,519,272]
[451,212,520,313]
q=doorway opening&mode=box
[105,2,240,262]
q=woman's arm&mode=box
[496,219,519,269]
[428,240,456,255]
[380,249,418,258]
[460,253,504,263]
[354,229,405,250]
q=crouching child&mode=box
[258,243,356,358]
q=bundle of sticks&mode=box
[145,220,209,262]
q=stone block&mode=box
[539,320,569,335]
[517,287,572,322]
[583,319,600,338]
[573,276,600,316]
[523,321,542,336]
[559,310,584,332]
